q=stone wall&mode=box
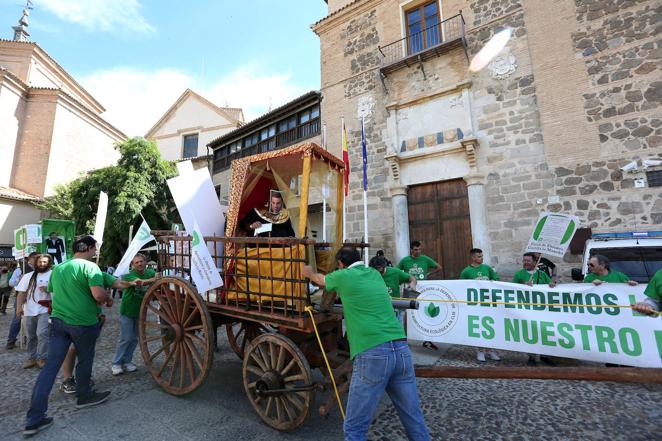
[469,0,521,26]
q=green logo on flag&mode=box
[425,302,440,318]
[15,228,27,250]
[192,231,201,247]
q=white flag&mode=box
[93,191,108,248]
[189,220,223,292]
[114,220,155,277]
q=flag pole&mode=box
[361,117,369,265]
[341,117,347,243]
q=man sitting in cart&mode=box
[239,190,295,238]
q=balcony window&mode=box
[405,1,440,55]
[182,133,199,158]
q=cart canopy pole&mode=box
[298,154,312,238]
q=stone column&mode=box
[390,185,410,263]
[463,173,492,265]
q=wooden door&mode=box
[407,179,473,279]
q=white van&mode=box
[571,231,662,283]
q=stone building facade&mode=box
[313,0,662,279]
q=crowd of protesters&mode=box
[0,236,157,438]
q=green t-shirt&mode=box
[120,268,156,318]
[382,267,411,297]
[49,258,105,326]
[644,269,662,301]
[511,268,551,285]
[397,255,438,280]
[584,271,630,283]
[460,264,499,281]
[325,264,405,359]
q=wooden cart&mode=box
[138,143,355,431]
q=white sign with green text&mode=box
[408,280,662,367]
[525,212,579,258]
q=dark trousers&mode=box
[0,286,11,312]
[7,294,21,343]
[26,318,100,426]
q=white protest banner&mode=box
[525,212,579,257]
[93,191,109,248]
[14,227,26,258]
[114,220,155,277]
[408,280,662,367]
[167,168,224,237]
[189,220,223,293]
[25,224,42,244]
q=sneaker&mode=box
[23,358,38,369]
[75,390,111,409]
[487,350,501,361]
[60,377,76,394]
[122,362,137,373]
[5,340,16,350]
[111,364,124,375]
[36,359,46,369]
[476,351,486,362]
[23,416,53,437]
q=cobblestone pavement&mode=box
[1,296,660,440]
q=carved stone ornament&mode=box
[488,48,517,80]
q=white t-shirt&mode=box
[16,270,52,316]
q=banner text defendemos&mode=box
[466,287,620,316]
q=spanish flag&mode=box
[342,117,350,196]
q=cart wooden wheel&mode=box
[226,321,275,360]
[243,334,314,431]
[139,276,214,396]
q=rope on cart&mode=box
[305,306,346,420]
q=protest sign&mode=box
[407,280,662,367]
[525,212,579,257]
[114,220,155,277]
[189,220,223,293]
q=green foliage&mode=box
[35,137,179,265]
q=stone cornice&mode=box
[386,136,479,167]
[385,80,471,111]
[312,0,383,35]
[0,68,28,96]
[26,87,126,141]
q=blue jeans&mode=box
[26,317,100,426]
[344,340,430,441]
[112,314,138,365]
[7,295,21,343]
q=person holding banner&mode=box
[511,253,556,287]
[304,247,431,441]
[584,255,638,286]
[632,268,662,316]
[111,254,157,376]
[460,248,501,362]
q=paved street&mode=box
[1,297,661,441]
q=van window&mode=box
[589,247,662,283]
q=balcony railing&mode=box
[378,13,465,72]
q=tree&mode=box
[35,137,179,265]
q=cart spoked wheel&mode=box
[139,276,214,396]
[226,321,275,360]
[243,334,314,431]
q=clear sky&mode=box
[0,0,327,135]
